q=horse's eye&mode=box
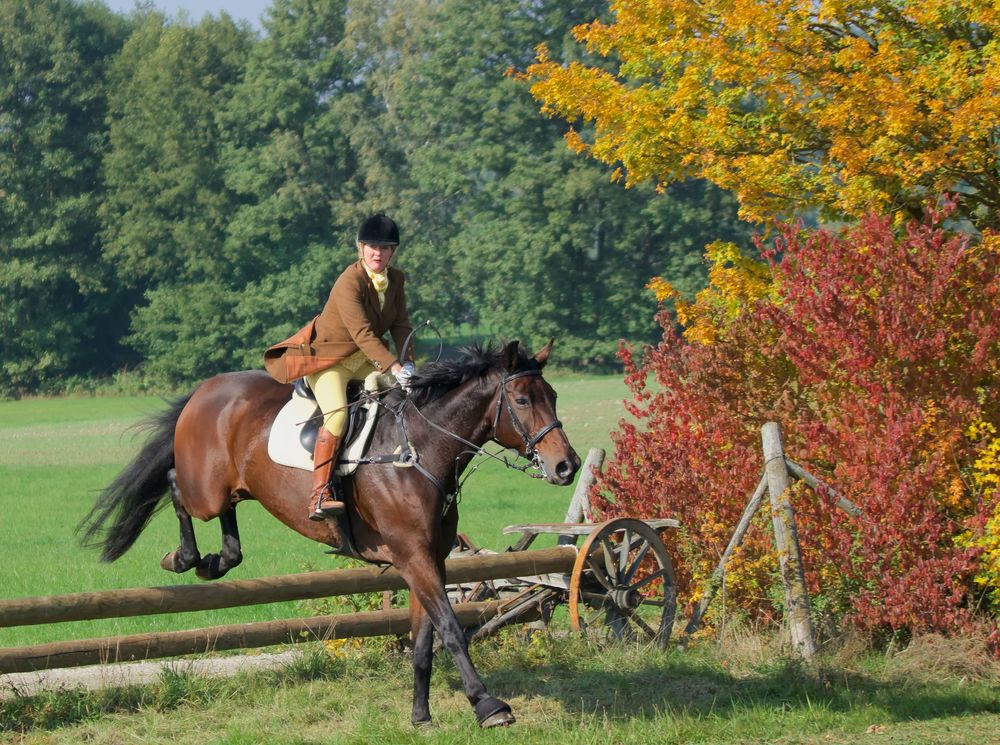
[515,397,529,406]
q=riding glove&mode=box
[394,362,415,391]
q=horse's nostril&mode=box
[556,460,574,479]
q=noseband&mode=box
[492,369,564,463]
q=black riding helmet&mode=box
[357,214,399,246]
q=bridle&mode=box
[491,368,564,466]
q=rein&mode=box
[307,367,565,517]
[401,368,566,514]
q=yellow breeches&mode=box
[306,352,377,436]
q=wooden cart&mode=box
[448,517,679,646]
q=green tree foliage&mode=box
[342,0,752,364]
[0,0,131,395]
[101,11,254,288]
[1,0,752,390]
[221,0,350,273]
[99,11,257,382]
[216,0,361,371]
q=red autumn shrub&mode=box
[597,208,1000,639]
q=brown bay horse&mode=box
[79,340,579,727]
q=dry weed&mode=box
[823,628,872,670]
[884,633,1000,685]
[715,625,793,676]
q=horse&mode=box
[78,339,580,728]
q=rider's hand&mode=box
[394,364,413,392]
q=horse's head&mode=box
[492,340,580,486]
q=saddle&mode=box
[267,372,384,473]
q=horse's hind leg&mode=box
[196,505,243,580]
[160,468,202,573]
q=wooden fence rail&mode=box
[0,546,577,628]
[0,603,503,674]
[0,546,579,675]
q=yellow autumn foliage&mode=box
[524,1,1000,227]
[961,231,1000,604]
[961,420,1000,605]
[648,241,773,344]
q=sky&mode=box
[101,1,273,31]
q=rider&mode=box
[264,214,414,521]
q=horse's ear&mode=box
[534,339,553,367]
[503,340,520,371]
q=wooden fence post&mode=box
[761,422,817,662]
[558,448,603,545]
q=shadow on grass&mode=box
[478,652,1000,724]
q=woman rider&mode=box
[264,214,414,520]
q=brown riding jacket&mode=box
[264,260,412,384]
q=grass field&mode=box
[3,631,999,743]
[3,378,1000,743]
[0,375,628,647]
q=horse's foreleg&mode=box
[410,597,435,726]
[401,559,515,728]
[160,468,201,573]
[196,505,243,580]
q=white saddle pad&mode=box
[267,372,381,475]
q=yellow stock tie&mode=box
[365,265,389,310]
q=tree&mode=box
[2,0,758,390]
[101,11,254,289]
[339,0,752,363]
[99,12,257,382]
[120,0,369,383]
[220,0,355,279]
[0,0,131,395]
[213,0,362,373]
[524,1,1000,227]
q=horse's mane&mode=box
[406,342,535,406]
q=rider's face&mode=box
[361,242,395,272]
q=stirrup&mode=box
[308,485,344,521]
[317,495,345,516]
[309,501,344,521]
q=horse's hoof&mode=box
[479,710,515,728]
[196,554,221,581]
[161,549,197,573]
[411,718,434,729]
[160,550,177,572]
[475,697,515,728]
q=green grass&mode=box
[2,633,998,743]
[0,375,628,647]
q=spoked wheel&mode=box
[568,518,676,647]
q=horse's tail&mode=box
[77,393,193,562]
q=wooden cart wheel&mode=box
[569,518,676,646]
